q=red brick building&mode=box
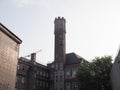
[47,17,87,90]
[15,53,50,90]
[16,17,88,90]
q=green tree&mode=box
[76,56,112,90]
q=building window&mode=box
[34,73,36,78]
[46,82,48,87]
[60,76,62,82]
[72,82,78,90]
[17,65,19,70]
[21,77,25,84]
[43,81,45,87]
[56,76,58,82]
[66,83,70,90]
[40,71,42,76]
[59,63,63,70]
[37,70,39,75]
[58,39,63,45]
[56,64,58,70]
[36,80,39,86]
[46,73,48,77]
[43,72,46,77]
[40,81,42,87]
[22,67,25,70]
[51,64,54,68]
[72,69,76,77]
[65,69,71,77]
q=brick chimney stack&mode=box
[31,53,36,63]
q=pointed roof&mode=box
[65,52,87,64]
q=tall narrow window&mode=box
[40,81,42,87]
[66,83,70,90]
[40,71,42,76]
[56,76,58,82]
[43,81,45,87]
[46,82,48,87]
[36,80,39,86]
[43,72,46,77]
[58,39,63,45]
[60,76,62,82]
[72,69,76,77]
[59,63,63,70]
[17,65,19,70]
[46,73,48,77]
[65,69,71,78]
[37,70,39,75]
[21,77,25,84]
[56,64,58,70]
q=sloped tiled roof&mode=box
[65,52,86,64]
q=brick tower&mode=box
[53,17,66,90]
[54,17,66,63]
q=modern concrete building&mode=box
[0,23,22,90]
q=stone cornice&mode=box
[0,23,22,44]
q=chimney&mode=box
[31,53,36,63]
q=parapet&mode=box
[54,16,66,23]
[54,16,66,33]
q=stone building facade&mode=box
[0,23,22,90]
[16,17,87,90]
[15,53,50,90]
[47,17,87,90]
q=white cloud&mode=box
[14,0,52,8]
[14,0,34,7]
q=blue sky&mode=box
[1,0,120,64]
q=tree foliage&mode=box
[76,56,113,90]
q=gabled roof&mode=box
[65,52,86,64]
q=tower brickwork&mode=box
[54,17,66,63]
[53,17,66,90]
[14,17,87,90]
